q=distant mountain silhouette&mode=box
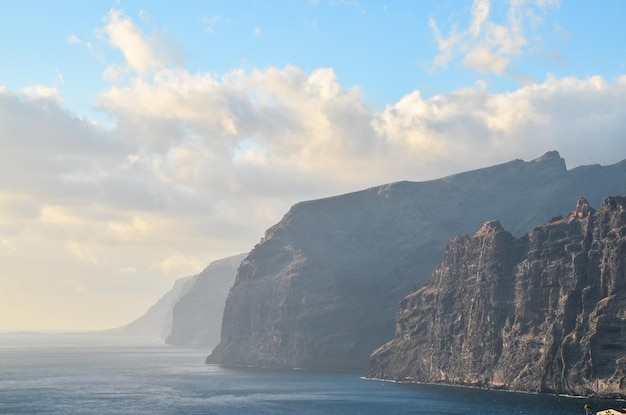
[166,253,247,349]
[103,275,195,339]
[107,253,246,345]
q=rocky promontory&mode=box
[368,196,626,398]
[208,152,626,370]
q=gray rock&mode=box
[208,151,626,370]
[368,196,626,398]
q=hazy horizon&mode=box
[1,0,625,332]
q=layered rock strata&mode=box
[368,197,626,398]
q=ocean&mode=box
[0,334,622,414]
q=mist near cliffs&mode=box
[106,253,246,350]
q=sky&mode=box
[1,0,625,332]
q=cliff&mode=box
[166,253,247,348]
[208,152,626,370]
[368,196,626,398]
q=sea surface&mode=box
[0,334,622,414]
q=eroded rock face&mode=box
[368,197,626,398]
[208,152,626,370]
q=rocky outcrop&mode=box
[166,253,247,348]
[368,197,626,398]
[208,152,626,370]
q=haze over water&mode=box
[0,335,621,415]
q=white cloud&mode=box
[2,6,625,331]
[0,240,15,255]
[469,0,490,38]
[66,34,93,50]
[107,215,151,243]
[429,0,559,75]
[462,46,509,74]
[40,205,88,227]
[103,9,162,76]
[67,240,99,264]
[375,76,626,169]
[156,253,205,274]
[200,15,221,34]
[20,85,62,102]
[102,9,184,79]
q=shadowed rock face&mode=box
[368,196,626,399]
[208,152,626,371]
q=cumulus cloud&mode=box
[2,7,625,330]
[0,88,128,201]
[20,85,62,102]
[101,9,184,80]
[429,0,560,74]
[376,76,626,169]
[67,240,99,264]
[156,253,205,274]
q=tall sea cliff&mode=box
[368,196,626,398]
[208,152,626,370]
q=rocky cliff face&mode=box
[208,152,626,370]
[368,197,626,398]
[166,253,247,348]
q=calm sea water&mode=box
[0,334,622,415]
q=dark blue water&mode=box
[0,334,622,414]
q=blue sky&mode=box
[1,0,625,331]
[5,1,625,117]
